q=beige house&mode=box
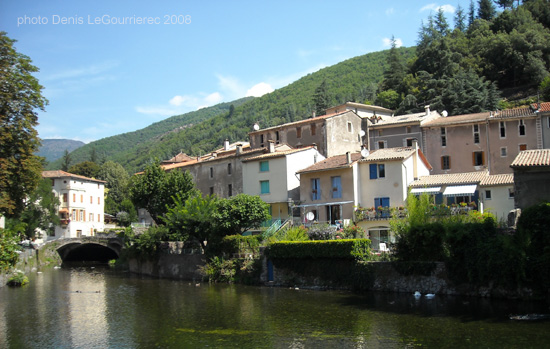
[242,142,324,221]
[42,170,105,239]
[248,110,363,158]
[511,149,550,210]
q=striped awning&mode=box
[410,187,441,194]
[443,184,477,197]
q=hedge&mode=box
[218,235,262,256]
[265,239,371,261]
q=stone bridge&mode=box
[44,234,124,263]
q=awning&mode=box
[410,187,441,194]
[443,184,477,197]
[294,201,354,208]
[59,208,69,214]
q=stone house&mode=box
[42,170,105,239]
[510,149,550,210]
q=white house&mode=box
[242,142,324,221]
[42,171,105,239]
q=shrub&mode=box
[0,229,21,271]
[202,256,261,284]
[266,239,371,261]
[266,225,309,244]
[307,224,338,240]
[340,225,366,239]
[216,235,262,257]
[393,222,447,262]
[7,270,29,287]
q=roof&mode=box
[422,111,490,127]
[162,152,194,164]
[242,145,315,162]
[411,171,514,187]
[248,110,358,134]
[42,170,106,183]
[326,102,393,114]
[297,152,362,174]
[369,111,441,127]
[511,149,550,168]
[359,147,416,162]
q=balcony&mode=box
[354,203,477,222]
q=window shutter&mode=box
[382,197,390,207]
[481,151,485,165]
[369,164,378,179]
[472,152,476,166]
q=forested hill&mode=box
[48,47,416,173]
[37,139,85,162]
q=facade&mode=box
[42,170,105,239]
[325,102,393,119]
[367,106,440,152]
[248,110,363,158]
[511,149,550,210]
[409,171,515,222]
[422,103,549,175]
[242,143,324,221]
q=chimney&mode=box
[268,140,275,153]
[346,152,352,165]
[212,152,217,158]
[236,143,243,155]
[224,139,230,151]
[312,111,316,118]
[424,105,430,116]
[312,143,317,150]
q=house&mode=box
[409,171,515,222]
[367,106,440,152]
[510,149,550,210]
[355,143,432,249]
[325,102,393,119]
[248,110,363,158]
[42,170,105,239]
[422,103,549,175]
[242,141,324,221]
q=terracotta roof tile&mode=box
[511,149,550,167]
[249,110,357,134]
[297,152,362,174]
[422,112,490,127]
[359,147,416,162]
[369,111,440,126]
[410,171,489,187]
[480,173,514,186]
[242,145,314,162]
[42,170,106,183]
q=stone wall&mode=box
[128,242,205,281]
[0,245,62,287]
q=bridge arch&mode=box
[53,237,123,263]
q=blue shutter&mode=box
[369,164,378,179]
[332,176,342,198]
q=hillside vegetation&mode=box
[37,139,85,162]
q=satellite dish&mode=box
[361,148,370,158]
[442,110,448,117]
[359,130,366,137]
[306,212,315,221]
[253,123,260,131]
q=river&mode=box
[1,265,549,348]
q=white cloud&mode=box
[205,92,223,104]
[246,82,274,97]
[44,61,119,81]
[382,37,403,48]
[420,3,455,13]
[216,74,246,97]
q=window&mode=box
[331,176,342,199]
[508,188,515,199]
[209,167,214,178]
[369,163,385,179]
[441,127,447,147]
[311,124,316,136]
[501,147,507,157]
[63,193,68,203]
[405,138,415,147]
[209,186,214,195]
[72,209,77,221]
[500,121,506,138]
[519,119,526,136]
[89,213,94,222]
[80,210,84,221]
[374,197,390,218]
[73,193,76,202]
[98,214,100,222]
[227,163,232,175]
[377,140,386,149]
[296,127,302,138]
[441,156,451,170]
[311,178,321,200]
[81,195,83,203]
[378,130,383,137]
[519,144,527,151]
[473,151,485,166]
[276,131,280,143]
[90,196,93,204]
[347,122,352,133]
[473,124,480,144]
[406,126,412,133]
[228,184,233,197]
[260,180,270,194]
[98,197,100,205]
[260,134,264,146]
[485,190,492,200]
[259,161,269,172]
[51,179,55,186]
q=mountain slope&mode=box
[37,139,85,162]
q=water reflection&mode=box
[1,267,549,348]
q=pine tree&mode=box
[454,4,467,32]
[468,0,476,27]
[61,150,71,171]
[313,80,330,116]
[478,0,497,21]
[382,36,406,94]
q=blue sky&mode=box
[1,1,468,143]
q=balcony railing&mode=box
[354,203,476,222]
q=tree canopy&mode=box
[0,32,47,218]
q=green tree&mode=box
[0,32,47,217]
[116,198,138,227]
[8,178,60,238]
[217,194,271,235]
[478,0,497,20]
[98,160,130,213]
[0,229,21,270]
[129,160,197,224]
[61,149,71,172]
[454,4,467,32]
[468,0,477,27]
[495,0,515,10]
[313,80,330,116]
[540,75,550,101]
[68,161,101,178]
[381,36,406,94]
[376,89,401,110]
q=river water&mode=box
[1,265,550,348]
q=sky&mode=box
[1,0,469,143]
